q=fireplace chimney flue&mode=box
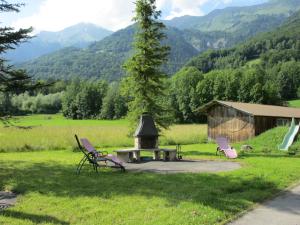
[134,114,159,149]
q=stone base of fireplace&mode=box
[134,137,158,149]
[114,148,177,163]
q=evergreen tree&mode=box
[123,0,171,130]
[0,0,38,94]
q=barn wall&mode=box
[254,116,277,136]
[207,105,255,142]
[254,117,300,135]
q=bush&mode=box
[288,146,299,155]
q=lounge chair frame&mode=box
[75,135,125,174]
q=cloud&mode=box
[157,0,209,19]
[11,0,245,33]
[157,0,236,19]
[12,0,136,32]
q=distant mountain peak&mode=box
[60,22,110,31]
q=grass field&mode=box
[0,114,207,152]
[288,99,300,108]
[1,144,300,225]
[1,114,300,224]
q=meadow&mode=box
[288,99,300,108]
[0,114,207,152]
[1,114,300,225]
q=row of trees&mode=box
[0,78,128,119]
[4,58,299,123]
[62,79,127,119]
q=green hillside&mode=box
[187,10,300,73]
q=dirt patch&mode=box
[124,160,241,174]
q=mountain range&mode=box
[18,0,300,81]
[6,23,112,63]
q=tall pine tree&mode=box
[0,0,37,94]
[123,0,172,130]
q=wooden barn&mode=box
[199,100,300,142]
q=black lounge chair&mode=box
[75,135,125,174]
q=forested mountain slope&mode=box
[186,10,300,73]
[21,26,199,81]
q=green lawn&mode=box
[1,115,299,224]
[288,99,300,108]
[1,145,300,225]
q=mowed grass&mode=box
[0,114,207,152]
[288,99,300,108]
[1,145,300,225]
[1,116,299,224]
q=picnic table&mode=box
[114,148,177,163]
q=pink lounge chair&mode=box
[216,137,238,159]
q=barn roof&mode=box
[198,100,300,118]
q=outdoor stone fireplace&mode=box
[114,114,177,162]
[134,114,159,149]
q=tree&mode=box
[123,0,171,130]
[62,79,108,119]
[277,61,300,100]
[100,82,127,120]
[171,66,203,123]
[0,0,37,94]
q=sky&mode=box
[2,0,268,33]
